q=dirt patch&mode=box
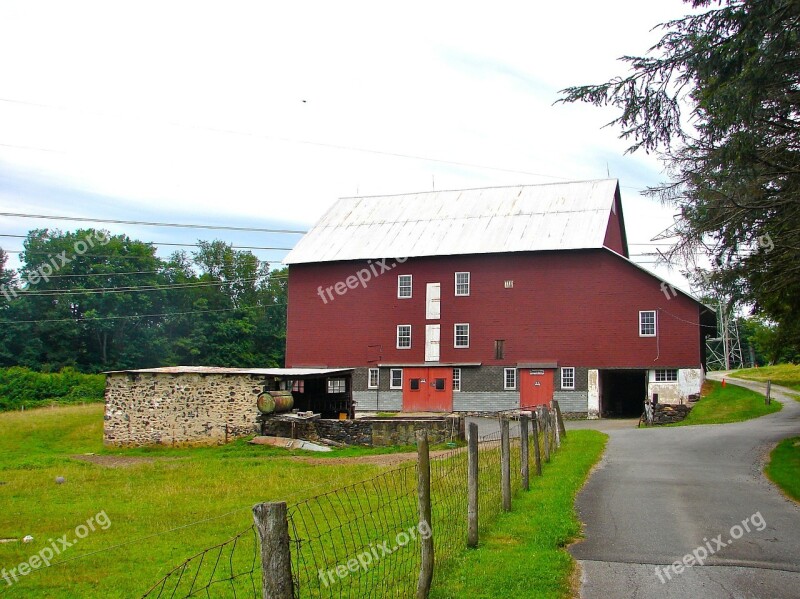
[71,454,156,468]
[288,448,460,467]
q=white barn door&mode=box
[425,324,440,362]
[426,283,441,319]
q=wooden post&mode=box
[553,405,561,450]
[416,430,434,598]
[542,409,550,463]
[553,399,567,438]
[766,380,772,405]
[500,418,511,511]
[520,414,529,491]
[252,502,294,599]
[532,415,542,476]
[467,422,479,548]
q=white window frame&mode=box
[655,369,678,382]
[452,368,461,392]
[455,272,470,296]
[327,378,346,394]
[454,323,470,348]
[397,274,412,299]
[561,367,575,390]
[390,368,403,389]
[368,368,379,389]
[396,324,412,349]
[504,368,517,390]
[639,310,657,337]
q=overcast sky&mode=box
[0,0,699,289]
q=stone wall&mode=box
[652,404,692,425]
[104,372,262,446]
[260,415,464,447]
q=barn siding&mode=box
[286,249,704,371]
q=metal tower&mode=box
[706,302,747,370]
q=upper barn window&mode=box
[639,311,657,337]
[455,272,470,296]
[398,275,412,298]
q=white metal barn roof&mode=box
[284,179,620,264]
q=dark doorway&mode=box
[601,370,647,417]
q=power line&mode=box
[0,96,648,191]
[0,212,306,234]
[0,303,287,325]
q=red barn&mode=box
[284,180,715,417]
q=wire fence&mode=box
[141,525,260,599]
[142,406,563,599]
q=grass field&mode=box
[765,437,800,503]
[668,380,781,426]
[430,430,606,599]
[732,364,800,393]
[0,404,399,597]
[0,405,605,598]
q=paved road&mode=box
[569,373,800,598]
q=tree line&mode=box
[0,228,287,373]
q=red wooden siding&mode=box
[285,249,705,370]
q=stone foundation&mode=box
[260,415,464,447]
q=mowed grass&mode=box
[0,404,394,598]
[429,430,607,599]
[668,380,781,426]
[732,364,800,393]
[766,437,800,502]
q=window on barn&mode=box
[454,323,470,348]
[452,368,461,392]
[655,369,678,382]
[290,380,304,393]
[434,378,446,391]
[504,368,517,390]
[390,369,403,389]
[455,272,470,296]
[410,378,421,390]
[639,310,657,337]
[398,275,412,298]
[327,378,346,394]
[368,368,379,389]
[397,325,412,349]
[561,367,575,390]
[494,339,505,360]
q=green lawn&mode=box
[669,380,781,426]
[732,364,800,392]
[766,437,800,502]
[0,405,392,598]
[430,430,607,599]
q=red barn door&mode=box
[519,368,554,409]
[403,367,453,412]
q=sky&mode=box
[0,0,699,290]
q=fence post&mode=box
[553,405,561,450]
[416,430,434,599]
[553,399,567,438]
[520,414,529,491]
[548,409,556,455]
[541,408,550,463]
[532,415,542,476]
[467,422,479,548]
[500,418,511,511]
[252,502,294,599]
[766,380,772,405]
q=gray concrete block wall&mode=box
[553,391,589,413]
[453,391,520,411]
[353,391,402,411]
[462,366,507,392]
